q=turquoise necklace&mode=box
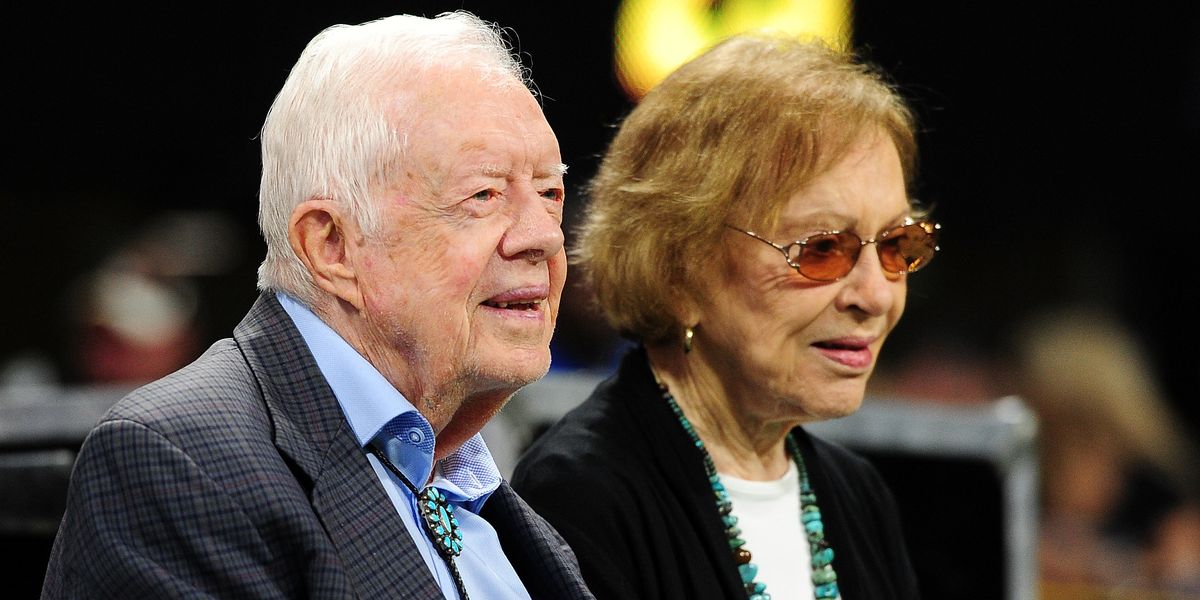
[660,384,841,600]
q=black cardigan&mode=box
[512,347,921,599]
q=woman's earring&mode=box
[683,326,694,354]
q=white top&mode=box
[721,461,813,600]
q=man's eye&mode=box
[540,188,564,202]
[471,190,496,202]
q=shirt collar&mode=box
[277,292,501,505]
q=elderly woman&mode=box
[512,33,937,600]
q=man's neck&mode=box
[316,295,515,459]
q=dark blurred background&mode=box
[3,1,1198,413]
[2,1,1198,596]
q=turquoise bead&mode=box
[737,563,758,583]
[728,536,746,549]
[804,520,824,535]
[812,547,835,567]
[813,565,837,584]
[749,594,771,600]
[815,582,839,598]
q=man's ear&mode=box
[288,199,365,311]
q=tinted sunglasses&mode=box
[726,220,941,282]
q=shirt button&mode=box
[405,427,425,445]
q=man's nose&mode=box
[500,189,564,262]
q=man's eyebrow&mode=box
[471,163,567,179]
[479,164,513,178]
[536,163,568,178]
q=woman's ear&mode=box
[673,266,707,329]
[288,199,365,311]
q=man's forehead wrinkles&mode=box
[459,139,488,153]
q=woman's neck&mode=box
[646,342,794,480]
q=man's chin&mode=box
[472,345,552,392]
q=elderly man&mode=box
[42,12,591,600]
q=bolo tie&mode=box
[369,445,471,600]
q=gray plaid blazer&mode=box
[42,293,593,599]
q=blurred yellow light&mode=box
[615,0,853,100]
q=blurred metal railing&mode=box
[1,375,1039,600]
[808,395,1039,600]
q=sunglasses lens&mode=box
[879,223,939,273]
[797,232,859,281]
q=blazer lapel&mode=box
[482,482,595,600]
[233,293,442,599]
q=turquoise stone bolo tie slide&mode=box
[418,487,464,557]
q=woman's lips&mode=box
[812,337,875,369]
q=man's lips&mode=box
[481,285,550,311]
[482,299,545,310]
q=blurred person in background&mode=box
[0,211,243,390]
[68,265,201,385]
[42,12,592,599]
[1012,307,1200,597]
[513,33,938,599]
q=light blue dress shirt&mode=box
[279,293,531,600]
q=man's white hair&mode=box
[256,11,529,305]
